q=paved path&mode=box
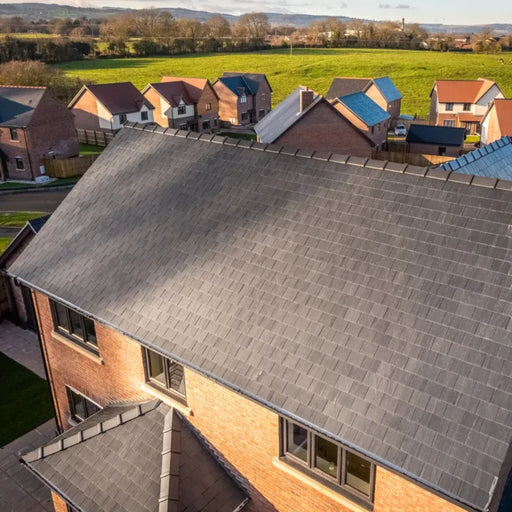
[0,190,69,213]
[0,321,55,511]
[0,321,46,379]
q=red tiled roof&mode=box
[161,77,209,103]
[457,113,482,123]
[84,82,154,114]
[435,79,495,104]
[494,99,512,136]
[148,82,194,107]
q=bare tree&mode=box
[235,12,270,40]
[204,15,231,38]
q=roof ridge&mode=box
[124,122,512,192]
[159,408,181,512]
[21,400,161,464]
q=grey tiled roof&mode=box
[439,136,512,180]
[21,401,248,512]
[0,86,46,127]
[10,125,512,511]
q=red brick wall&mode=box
[197,83,220,131]
[253,80,272,122]
[51,492,69,512]
[143,88,170,128]
[70,89,102,131]
[365,85,401,119]
[34,290,466,512]
[0,126,33,180]
[483,105,502,143]
[275,101,374,157]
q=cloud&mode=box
[379,2,410,7]
[396,3,410,8]
[340,2,348,7]
[379,4,392,8]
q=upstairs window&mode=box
[240,95,247,104]
[141,111,149,121]
[281,419,375,503]
[463,103,471,111]
[10,127,18,141]
[177,105,187,115]
[205,102,212,111]
[50,299,98,354]
[66,386,101,423]
[143,347,186,400]
[445,103,454,111]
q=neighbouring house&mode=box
[160,76,220,132]
[331,92,390,150]
[213,72,272,126]
[0,86,78,181]
[429,79,504,135]
[254,86,378,157]
[326,76,402,120]
[406,124,466,156]
[11,123,512,512]
[69,82,155,133]
[438,135,512,180]
[0,215,48,329]
[481,99,512,145]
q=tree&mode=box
[174,18,203,50]
[235,12,270,41]
[130,9,175,39]
[204,15,231,39]
[0,60,86,103]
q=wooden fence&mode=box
[43,154,98,179]
[371,149,454,167]
[77,129,116,147]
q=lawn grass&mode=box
[58,48,512,117]
[79,143,104,155]
[219,131,257,140]
[0,352,53,447]
[0,237,12,254]
[0,211,46,227]
[0,176,81,191]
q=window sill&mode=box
[140,382,193,417]
[272,458,372,512]
[51,331,103,365]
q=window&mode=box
[50,299,98,354]
[66,387,101,423]
[141,111,148,121]
[179,123,188,130]
[9,127,18,141]
[202,120,210,131]
[143,347,186,400]
[463,103,471,111]
[445,103,454,111]
[443,120,455,127]
[177,105,186,115]
[241,112,248,121]
[281,419,375,502]
[261,93,266,101]
[438,146,447,156]
[240,95,247,104]
[15,157,24,170]
[119,113,127,124]
[205,102,212,111]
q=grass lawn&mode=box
[0,352,53,447]
[0,176,81,191]
[0,211,46,228]
[0,237,12,254]
[58,48,512,117]
[219,131,257,140]
[79,143,104,156]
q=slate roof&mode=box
[216,75,259,97]
[373,77,402,102]
[0,86,46,127]
[21,401,248,512]
[254,86,322,143]
[335,92,390,126]
[222,72,272,92]
[433,79,497,104]
[406,124,466,146]
[10,125,512,512]
[439,136,512,180]
[144,82,194,108]
[70,83,154,115]
[326,78,372,100]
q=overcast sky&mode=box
[9,0,511,25]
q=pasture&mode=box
[58,48,512,116]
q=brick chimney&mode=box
[299,89,314,112]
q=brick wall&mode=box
[365,85,401,120]
[276,101,374,157]
[197,83,220,131]
[253,81,272,122]
[70,89,103,131]
[143,87,170,128]
[409,142,462,157]
[34,290,466,512]
[0,126,33,180]
[483,105,501,144]
[51,492,69,512]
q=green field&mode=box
[58,48,512,116]
[0,211,46,228]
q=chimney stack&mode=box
[300,88,314,112]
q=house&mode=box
[429,79,504,135]
[0,215,48,329]
[331,92,390,150]
[10,124,512,512]
[0,86,78,181]
[213,72,272,126]
[438,135,512,180]
[254,86,378,156]
[481,99,512,144]
[68,82,154,133]
[406,124,466,156]
[160,76,220,133]
[326,76,402,120]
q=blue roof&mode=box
[438,136,512,180]
[373,76,402,102]
[338,92,390,126]
[218,76,259,97]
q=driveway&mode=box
[0,189,70,213]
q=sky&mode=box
[8,0,512,26]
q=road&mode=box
[0,189,70,213]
